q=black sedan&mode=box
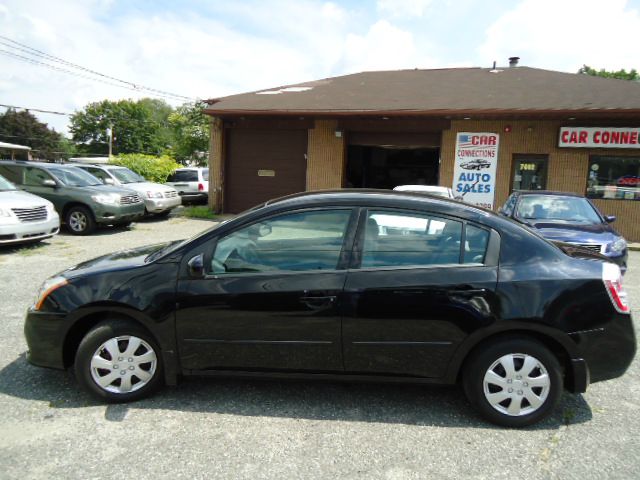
[25,190,635,427]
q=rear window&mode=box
[168,170,198,182]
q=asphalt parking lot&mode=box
[0,217,638,480]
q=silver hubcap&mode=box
[69,211,87,232]
[483,353,550,416]
[90,336,157,394]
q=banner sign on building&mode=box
[559,127,640,148]
[452,132,499,209]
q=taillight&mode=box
[603,263,630,313]
[198,183,204,191]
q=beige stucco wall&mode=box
[306,119,345,191]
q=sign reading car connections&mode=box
[452,132,499,209]
[559,127,640,148]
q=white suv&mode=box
[165,168,209,204]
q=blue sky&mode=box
[1,0,640,134]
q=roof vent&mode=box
[509,56,520,68]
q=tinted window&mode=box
[502,193,517,216]
[362,210,462,268]
[202,168,209,179]
[85,167,111,182]
[168,170,198,182]
[464,224,490,264]
[0,165,22,184]
[515,194,602,224]
[211,209,351,274]
[109,168,144,184]
[24,167,54,186]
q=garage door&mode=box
[225,129,308,213]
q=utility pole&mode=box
[107,124,113,159]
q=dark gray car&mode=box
[0,161,145,235]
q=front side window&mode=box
[211,209,351,274]
[362,210,463,267]
[587,156,640,201]
[0,165,22,184]
[24,167,54,186]
[515,194,602,224]
[109,168,144,184]
[48,167,102,187]
[86,167,111,183]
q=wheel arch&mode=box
[447,325,579,391]
[62,306,178,386]
[62,201,95,221]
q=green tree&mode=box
[69,98,173,156]
[168,101,210,165]
[0,109,68,160]
[110,153,181,183]
[578,65,639,81]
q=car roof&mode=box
[0,160,82,169]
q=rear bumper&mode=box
[569,313,636,386]
[178,192,208,202]
[24,308,68,370]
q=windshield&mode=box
[48,166,103,187]
[109,167,145,184]
[515,195,602,224]
[0,174,16,191]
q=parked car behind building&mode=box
[499,190,628,273]
[73,164,181,216]
[0,161,145,235]
[165,167,209,204]
[0,173,59,245]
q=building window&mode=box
[587,156,640,201]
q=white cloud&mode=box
[478,0,640,72]
[377,0,433,18]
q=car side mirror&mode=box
[604,215,616,223]
[42,179,57,188]
[103,178,115,185]
[187,254,205,277]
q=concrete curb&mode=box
[629,243,640,252]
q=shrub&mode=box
[110,153,182,183]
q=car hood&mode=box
[524,220,618,244]
[0,189,53,208]
[61,241,176,279]
[117,182,177,194]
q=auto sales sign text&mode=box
[559,127,640,148]
[452,132,499,209]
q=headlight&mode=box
[0,207,13,217]
[33,276,68,310]
[610,238,627,253]
[92,193,121,205]
[146,191,163,199]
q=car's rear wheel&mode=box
[463,337,562,427]
[74,320,163,402]
[65,206,96,235]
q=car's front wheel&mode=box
[74,320,163,402]
[65,205,96,235]
[463,337,562,427]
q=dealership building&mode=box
[204,61,640,241]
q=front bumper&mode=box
[24,308,68,370]
[604,250,628,274]
[93,202,145,225]
[0,215,60,245]
[144,195,182,213]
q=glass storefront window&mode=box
[587,156,640,201]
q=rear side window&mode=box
[0,165,22,184]
[202,168,209,180]
[464,224,490,264]
[362,210,463,267]
[168,170,198,182]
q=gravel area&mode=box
[0,217,638,479]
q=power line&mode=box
[0,34,197,102]
[0,102,71,116]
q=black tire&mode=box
[462,337,563,427]
[156,209,172,218]
[74,320,163,403]
[65,205,96,235]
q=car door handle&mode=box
[300,296,337,309]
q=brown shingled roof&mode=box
[204,67,640,117]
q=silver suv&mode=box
[74,164,181,216]
[165,167,209,204]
